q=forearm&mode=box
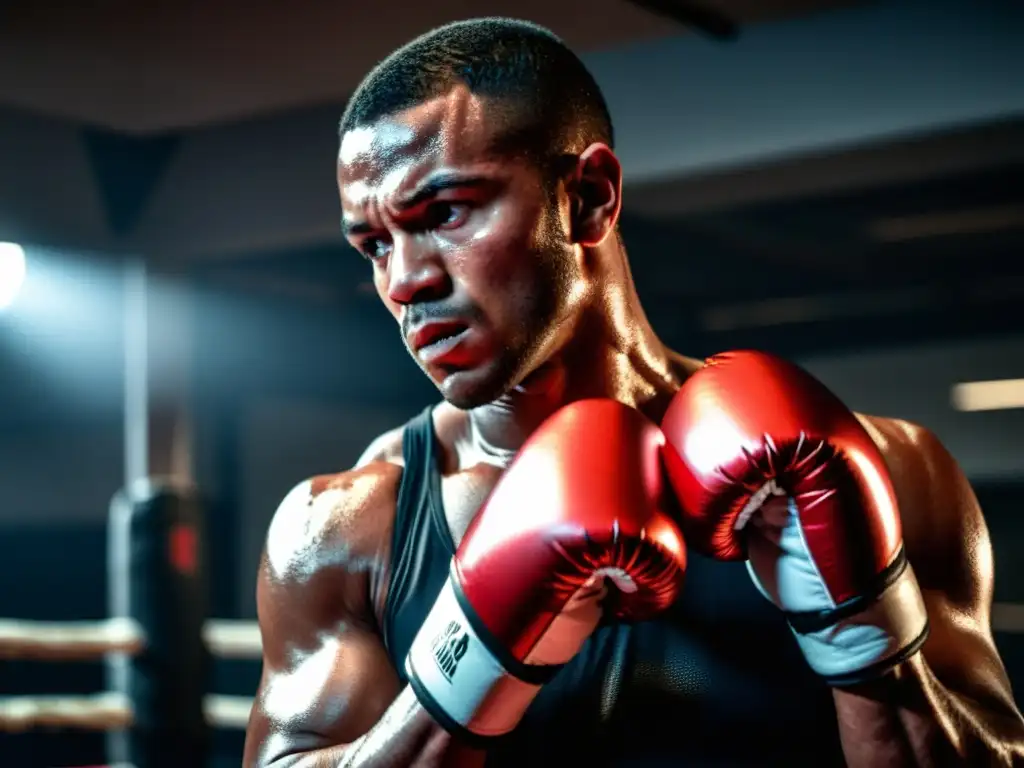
[833,654,1024,767]
[267,687,484,768]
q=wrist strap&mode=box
[777,557,930,685]
[406,577,547,740]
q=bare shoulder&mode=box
[261,405,446,602]
[854,413,973,522]
[355,424,407,467]
[854,412,950,485]
[257,461,404,654]
[855,413,990,612]
[264,463,404,581]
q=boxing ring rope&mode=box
[0,616,261,732]
[4,603,1024,663]
[0,618,145,661]
[3,602,1024,733]
[0,693,253,734]
[0,617,261,661]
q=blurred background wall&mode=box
[1,0,1022,765]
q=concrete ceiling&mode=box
[0,0,855,133]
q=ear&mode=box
[569,143,622,247]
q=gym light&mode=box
[951,379,1024,412]
[0,242,26,310]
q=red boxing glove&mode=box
[661,350,928,685]
[406,399,687,742]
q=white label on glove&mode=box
[406,578,541,736]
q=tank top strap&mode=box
[381,406,454,668]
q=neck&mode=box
[464,252,683,462]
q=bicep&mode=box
[246,560,402,764]
[244,471,404,765]
[918,590,1015,715]
[901,426,1017,711]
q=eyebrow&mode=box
[341,172,491,237]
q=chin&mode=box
[437,373,509,410]
[435,360,522,410]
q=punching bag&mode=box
[106,479,210,768]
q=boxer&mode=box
[243,17,1024,767]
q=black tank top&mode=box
[383,407,847,767]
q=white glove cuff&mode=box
[405,577,546,740]
[786,558,929,685]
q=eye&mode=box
[359,237,391,261]
[426,202,469,230]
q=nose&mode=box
[386,233,450,306]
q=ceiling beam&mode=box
[623,0,739,40]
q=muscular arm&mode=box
[242,468,482,768]
[835,419,1024,766]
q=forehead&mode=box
[338,87,504,207]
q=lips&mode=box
[408,321,469,355]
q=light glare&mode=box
[0,242,27,310]
[952,379,1024,412]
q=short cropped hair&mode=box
[339,18,614,173]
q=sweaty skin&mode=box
[243,88,1024,767]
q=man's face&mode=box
[337,88,586,409]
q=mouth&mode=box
[409,321,470,363]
